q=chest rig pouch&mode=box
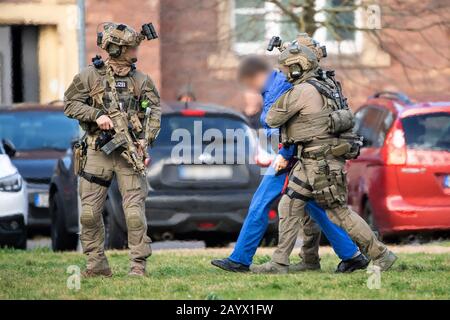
[305,77,354,135]
[101,75,143,135]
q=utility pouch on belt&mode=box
[328,109,354,134]
[73,140,87,175]
[331,143,352,157]
[339,132,363,160]
[312,168,347,209]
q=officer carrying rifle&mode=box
[64,22,161,277]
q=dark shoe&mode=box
[211,258,250,273]
[128,266,146,277]
[82,268,113,278]
[289,261,321,273]
[336,253,370,273]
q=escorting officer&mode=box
[64,22,161,277]
[251,36,397,273]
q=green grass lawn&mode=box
[0,248,449,300]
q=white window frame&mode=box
[314,0,364,55]
[231,0,363,56]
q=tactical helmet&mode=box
[296,33,327,61]
[267,34,327,62]
[278,42,318,81]
[97,22,158,58]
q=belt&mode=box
[80,171,112,188]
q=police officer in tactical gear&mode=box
[251,37,397,273]
[64,22,161,277]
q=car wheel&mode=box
[104,212,127,250]
[13,228,27,250]
[204,238,230,248]
[260,233,278,247]
[50,191,78,251]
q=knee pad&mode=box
[126,208,145,231]
[80,206,98,227]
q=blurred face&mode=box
[240,71,269,92]
[243,90,262,116]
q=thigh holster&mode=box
[285,175,313,202]
[80,171,112,188]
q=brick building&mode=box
[87,0,450,111]
[1,0,449,110]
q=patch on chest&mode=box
[115,80,127,89]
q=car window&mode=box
[154,114,257,163]
[0,111,79,151]
[156,114,253,146]
[353,107,367,135]
[354,106,386,147]
[376,110,394,146]
[401,112,450,151]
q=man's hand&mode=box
[96,115,114,130]
[272,154,289,172]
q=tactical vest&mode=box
[82,65,147,135]
[277,76,354,143]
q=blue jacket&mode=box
[260,70,295,159]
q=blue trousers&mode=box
[229,165,358,266]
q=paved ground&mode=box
[27,236,209,250]
[27,236,450,254]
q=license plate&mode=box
[178,165,233,180]
[34,193,49,208]
[444,175,450,188]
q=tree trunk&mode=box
[303,0,318,36]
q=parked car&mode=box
[0,139,28,249]
[50,102,278,250]
[0,104,79,232]
[347,92,450,240]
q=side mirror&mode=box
[2,139,17,158]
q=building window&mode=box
[232,0,361,56]
[326,0,356,41]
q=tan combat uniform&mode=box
[64,61,161,272]
[266,81,387,263]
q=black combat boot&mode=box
[211,258,250,273]
[335,253,370,273]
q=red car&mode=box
[346,92,450,239]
